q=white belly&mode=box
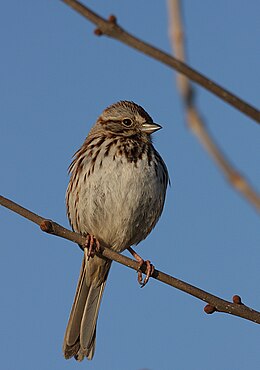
[67,144,166,252]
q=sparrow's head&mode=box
[92,101,162,138]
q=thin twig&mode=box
[1,194,260,324]
[60,0,260,124]
[167,0,260,212]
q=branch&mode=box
[60,0,260,124]
[167,0,260,213]
[1,194,260,324]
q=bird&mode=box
[63,101,169,361]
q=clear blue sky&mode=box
[1,1,260,370]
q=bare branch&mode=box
[1,194,260,324]
[167,0,260,212]
[60,0,260,124]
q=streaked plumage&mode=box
[63,101,168,360]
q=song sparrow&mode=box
[63,101,169,361]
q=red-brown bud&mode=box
[232,295,242,304]
[94,28,103,36]
[204,304,216,314]
[108,14,117,24]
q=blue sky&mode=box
[1,1,260,369]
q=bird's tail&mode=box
[63,254,111,361]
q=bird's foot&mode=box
[84,234,100,260]
[137,259,155,288]
[127,247,155,287]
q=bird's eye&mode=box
[122,118,133,127]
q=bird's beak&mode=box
[141,122,162,134]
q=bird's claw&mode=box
[84,234,100,260]
[137,259,155,288]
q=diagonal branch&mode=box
[167,0,260,212]
[60,0,260,124]
[1,194,260,324]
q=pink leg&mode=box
[128,247,155,287]
[84,234,100,260]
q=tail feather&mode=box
[80,282,106,357]
[63,255,111,361]
[65,258,89,347]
